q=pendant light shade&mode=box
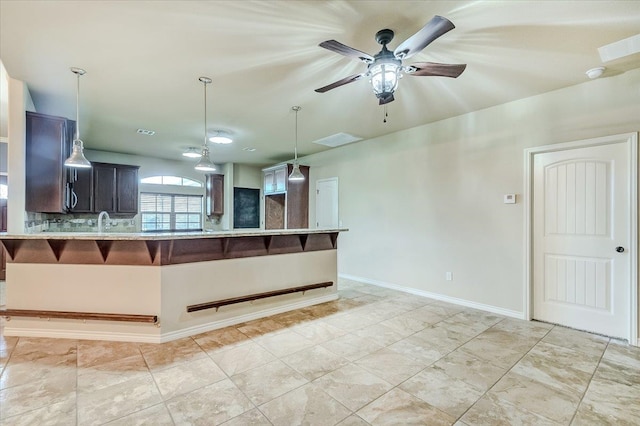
[195,146,216,171]
[288,106,305,181]
[64,67,91,168]
[195,76,215,172]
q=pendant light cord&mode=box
[294,107,298,161]
[292,105,301,161]
[203,80,207,146]
[75,72,80,140]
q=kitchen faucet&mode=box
[97,211,110,233]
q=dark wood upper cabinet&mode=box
[93,164,116,212]
[25,111,75,213]
[73,162,139,214]
[70,167,93,213]
[206,173,224,216]
[116,166,139,213]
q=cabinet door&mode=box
[93,164,116,212]
[25,112,74,213]
[206,174,224,216]
[116,166,139,213]
[286,164,309,229]
[71,167,94,213]
[274,167,287,192]
[264,170,275,194]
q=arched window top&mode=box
[141,176,203,188]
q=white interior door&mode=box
[532,138,633,339]
[316,178,338,229]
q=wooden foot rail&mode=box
[187,281,333,313]
[0,309,158,324]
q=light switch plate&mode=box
[504,194,516,204]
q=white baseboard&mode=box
[2,326,162,343]
[160,293,339,342]
[339,273,525,320]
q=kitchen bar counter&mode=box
[0,229,345,266]
[0,228,346,240]
[0,229,346,342]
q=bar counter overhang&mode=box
[0,229,346,343]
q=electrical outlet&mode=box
[446,272,453,281]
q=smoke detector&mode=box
[585,67,605,79]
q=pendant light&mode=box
[194,76,216,172]
[288,106,305,181]
[64,67,91,168]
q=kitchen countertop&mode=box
[0,228,348,241]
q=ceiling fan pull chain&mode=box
[383,105,388,123]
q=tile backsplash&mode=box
[25,212,138,233]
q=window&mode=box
[141,175,202,187]
[140,193,203,232]
[0,184,7,200]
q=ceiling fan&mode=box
[315,15,466,105]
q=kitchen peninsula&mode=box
[0,228,345,343]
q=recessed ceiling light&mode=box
[242,147,256,152]
[136,128,155,136]
[209,130,233,144]
[182,147,202,158]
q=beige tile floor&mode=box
[1,279,639,425]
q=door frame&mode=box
[315,177,339,229]
[523,133,638,346]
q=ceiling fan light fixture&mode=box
[182,147,202,158]
[369,61,401,96]
[64,67,91,169]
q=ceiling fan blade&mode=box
[393,16,455,59]
[319,40,374,63]
[315,74,364,93]
[407,62,466,78]
[379,93,394,105]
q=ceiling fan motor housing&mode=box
[375,29,395,46]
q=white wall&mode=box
[233,163,262,189]
[6,77,35,233]
[306,68,640,316]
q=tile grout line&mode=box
[567,338,610,425]
[452,322,557,424]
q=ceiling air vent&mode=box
[136,128,155,136]
[312,132,362,148]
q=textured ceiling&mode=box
[1,1,639,166]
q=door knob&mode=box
[616,246,625,253]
